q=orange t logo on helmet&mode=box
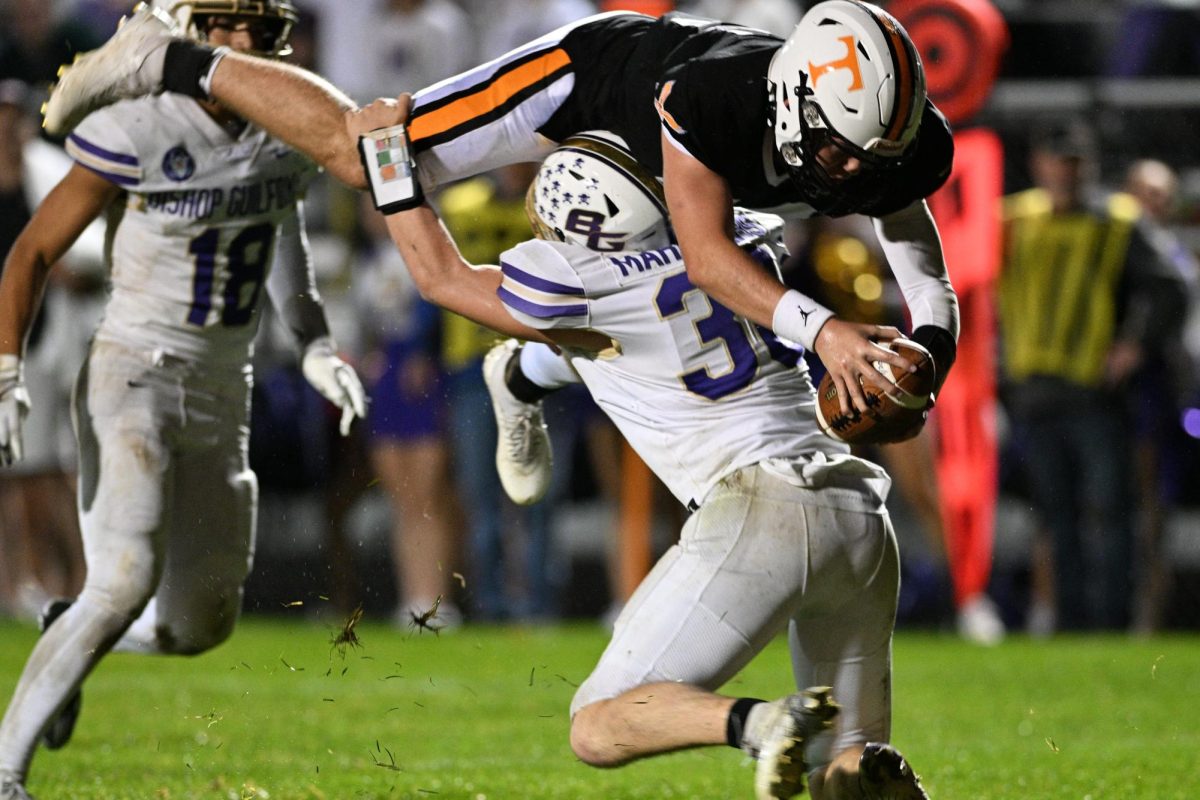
[807,36,864,91]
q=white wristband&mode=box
[0,354,21,383]
[771,289,835,351]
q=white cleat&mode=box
[957,593,1005,646]
[0,771,33,800]
[747,687,840,800]
[858,743,930,800]
[482,340,553,505]
[42,3,178,135]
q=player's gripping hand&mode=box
[344,94,411,139]
[302,337,368,437]
[814,319,916,415]
[348,94,426,214]
[0,354,31,466]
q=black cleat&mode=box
[858,742,930,799]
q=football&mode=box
[815,338,935,445]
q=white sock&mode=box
[519,343,579,390]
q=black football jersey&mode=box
[541,12,953,218]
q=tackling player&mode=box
[342,97,932,796]
[0,4,365,798]
[41,0,959,424]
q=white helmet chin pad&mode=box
[768,0,926,167]
[526,131,673,253]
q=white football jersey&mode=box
[499,211,848,508]
[68,94,318,364]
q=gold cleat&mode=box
[753,687,841,800]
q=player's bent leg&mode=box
[42,3,177,135]
[788,501,907,800]
[570,683,736,766]
[569,465,835,784]
[121,414,257,656]
[11,351,171,760]
[0,565,158,781]
[483,341,553,505]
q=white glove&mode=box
[301,337,368,437]
[0,354,31,467]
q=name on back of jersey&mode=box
[142,173,303,221]
[607,243,684,284]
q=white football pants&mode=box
[571,458,899,758]
[0,340,256,778]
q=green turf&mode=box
[1,616,1197,799]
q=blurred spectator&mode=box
[307,0,473,104]
[1107,0,1200,78]
[0,0,102,84]
[352,197,463,628]
[679,0,801,37]
[0,79,95,619]
[360,0,473,102]
[438,164,569,621]
[786,215,1003,642]
[70,0,131,38]
[998,119,1184,633]
[463,0,597,62]
[1122,158,1197,634]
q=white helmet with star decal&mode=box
[526,131,673,253]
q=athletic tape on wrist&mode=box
[771,289,835,351]
[358,125,424,215]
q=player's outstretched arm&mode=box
[660,132,912,413]
[384,205,554,345]
[346,96,554,344]
[209,52,366,189]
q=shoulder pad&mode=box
[498,240,592,330]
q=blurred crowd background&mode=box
[2,0,1199,638]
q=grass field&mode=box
[1,615,1197,799]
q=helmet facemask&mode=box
[779,89,915,215]
[160,1,298,58]
[767,0,926,215]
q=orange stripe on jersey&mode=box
[409,49,572,144]
[880,16,915,142]
[654,81,686,135]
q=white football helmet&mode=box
[153,0,298,57]
[526,131,673,253]
[768,1,926,208]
